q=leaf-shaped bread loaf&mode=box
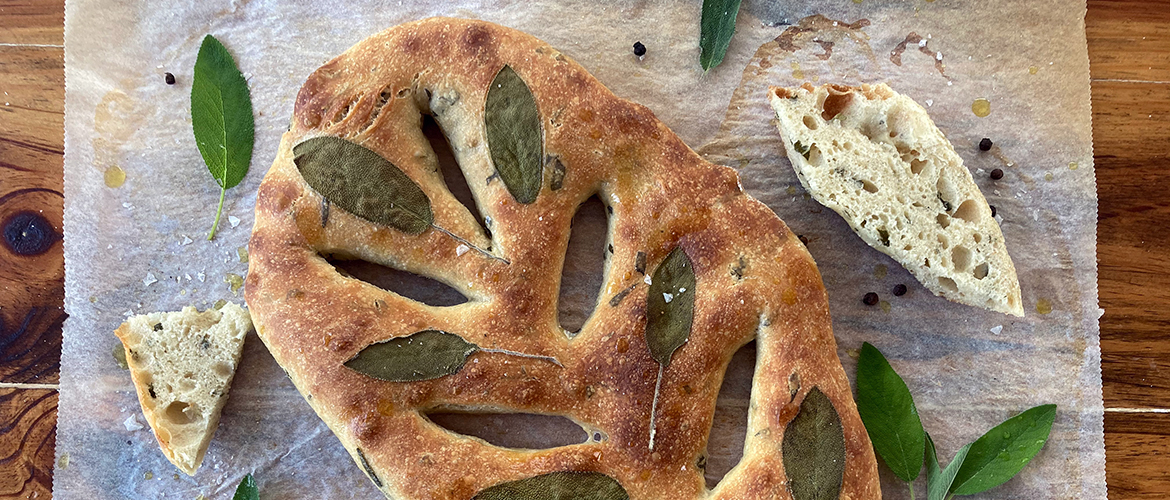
[770,83,1023,316]
[247,18,880,500]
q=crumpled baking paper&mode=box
[57,0,1102,498]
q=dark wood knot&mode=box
[3,211,60,256]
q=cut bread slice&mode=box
[769,83,1023,316]
[115,303,252,474]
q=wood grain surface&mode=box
[0,0,1166,498]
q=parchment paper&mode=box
[58,1,1103,498]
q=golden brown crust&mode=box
[247,17,878,500]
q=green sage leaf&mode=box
[192,34,254,239]
[485,65,542,204]
[232,473,258,500]
[949,404,1057,495]
[293,136,434,235]
[782,387,846,500]
[473,471,629,500]
[856,342,925,481]
[699,0,743,71]
[344,330,478,382]
[925,433,971,500]
[645,246,696,366]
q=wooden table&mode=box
[0,0,1166,497]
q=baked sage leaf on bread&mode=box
[473,471,629,500]
[645,246,696,449]
[645,246,696,366]
[782,387,847,500]
[344,330,476,382]
[191,34,254,240]
[345,330,561,382]
[293,136,433,235]
[856,342,925,482]
[485,65,542,204]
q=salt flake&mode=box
[644,275,652,285]
[918,39,928,48]
[228,215,241,228]
[181,235,193,245]
[663,293,674,303]
[990,325,1003,335]
[143,273,157,286]
[123,414,145,432]
[456,244,470,256]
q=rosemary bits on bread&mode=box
[770,83,1023,316]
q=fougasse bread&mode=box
[245,17,880,500]
[770,83,1023,316]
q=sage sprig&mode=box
[699,0,743,71]
[856,343,1056,499]
[191,34,254,240]
[644,246,695,449]
[233,473,258,500]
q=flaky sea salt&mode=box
[142,273,157,286]
[123,414,144,432]
[990,325,1003,335]
[228,215,241,228]
[456,244,469,256]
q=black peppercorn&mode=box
[989,205,997,217]
[633,41,646,57]
[990,168,1004,180]
[863,292,879,306]
[979,138,992,151]
[892,284,907,296]
[798,234,809,245]
[164,72,176,85]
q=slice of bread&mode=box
[114,303,252,475]
[769,83,1023,316]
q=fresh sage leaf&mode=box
[233,473,258,500]
[645,246,696,366]
[782,387,846,500]
[926,433,971,500]
[192,34,254,240]
[344,330,477,382]
[949,404,1057,495]
[699,0,743,71]
[293,136,434,235]
[856,342,925,482]
[485,65,542,204]
[473,471,629,500]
